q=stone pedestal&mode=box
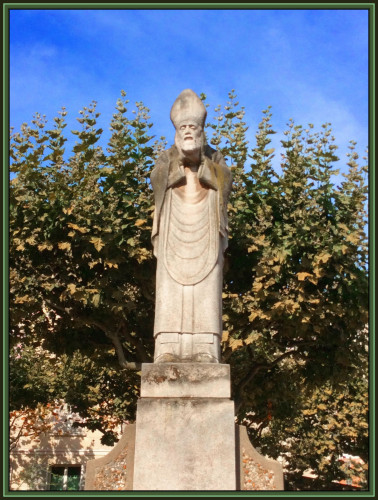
[132,363,236,491]
[84,362,284,491]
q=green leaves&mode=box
[9,90,368,490]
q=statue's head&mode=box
[170,89,207,161]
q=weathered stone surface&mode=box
[140,362,231,398]
[84,367,284,491]
[133,361,236,490]
[236,425,284,491]
[133,398,236,490]
[84,424,135,491]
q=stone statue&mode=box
[151,89,232,363]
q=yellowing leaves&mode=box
[248,308,270,322]
[244,332,262,345]
[249,311,259,322]
[26,236,37,246]
[222,292,239,299]
[265,278,276,287]
[104,260,119,269]
[247,244,258,253]
[316,252,332,264]
[135,219,147,227]
[13,238,26,251]
[58,242,71,251]
[88,260,102,269]
[127,237,136,247]
[92,294,101,307]
[67,222,89,233]
[301,314,311,323]
[221,330,229,343]
[302,409,317,416]
[297,272,312,281]
[285,300,300,313]
[308,298,320,305]
[313,266,324,279]
[228,202,237,213]
[273,299,300,314]
[273,249,287,264]
[38,242,53,251]
[135,247,150,263]
[337,223,349,233]
[90,237,105,252]
[229,338,243,351]
[345,232,360,245]
[128,246,151,263]
[15,295,31,304]
[67,283,76,295]
[252,281,263,293]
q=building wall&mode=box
[9,417,119,491]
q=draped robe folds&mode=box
[151,145,232,339]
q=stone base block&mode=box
[140,362,231,398]
[133,397,236,490]
[84,363,283,492]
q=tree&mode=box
[9,90,369,488]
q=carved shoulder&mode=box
[211,149,227,167]
[211,149,233,192]
[151,150,170,188]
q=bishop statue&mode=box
[151,89,232,363]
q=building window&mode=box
[49,465,82,491]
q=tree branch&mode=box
[233,348,302,414]
[107,328,142,371]
[119,319,150,363]
[9,416,26,451]
[44,299,142,370]
[44,298,72,315]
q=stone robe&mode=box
[151,145,232,338]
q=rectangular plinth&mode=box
[133,398,236,490]
[140,363,231,398]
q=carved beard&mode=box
[175,131,205,164]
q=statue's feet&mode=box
[192,353,219,363]
[154,353,180,363]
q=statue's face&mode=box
[175,121,203,155]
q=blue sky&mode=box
[9,8,369,184]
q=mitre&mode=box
[170,89,207,128]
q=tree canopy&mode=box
[9,90,369,490]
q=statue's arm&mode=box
[213,150,233,199]
[150,151,169,256]
[150,150,169,192]
[211,150,233,250]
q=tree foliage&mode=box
[9,90,369,488]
